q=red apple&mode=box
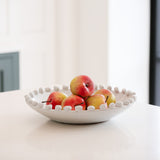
[62,95,86,110]
[44,92,67,109]
[70,75,94,98]
[94,89,116,106]
[86,94,107,109]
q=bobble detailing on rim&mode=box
[38,103,44,108]
[87,106,95,111]
[128,98,134,103]
[55,105,62,111]
[33,90,38,95]
[94,84,98,90]
[99,104,107,110]
[75,105,83,111]
[107,86,112,91]
[39,88,43,94]
[32,100,38,107]
[123,100,129,105]
[45,87,51,92]
[62,85,69,91]
[99,84,105,89]
[24,95,29,100]
[109,103,116,108]
[45,105,52,110]
[126,90,132,96]
[122,88,126,94]
[29,92,33,98]
[63,106,72,111]
[115,101,123,107]
[53,86,60,91]
[114,87,119,93]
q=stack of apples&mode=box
[44,75,116,110]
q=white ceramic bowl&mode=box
[24,84,136,124]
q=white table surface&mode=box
[0,90,160,160]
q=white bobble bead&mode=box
[28,100,33,106]
[37,103,44,109]
[26,98,32,105]
[114,87,119,93]
[99,84,105,89]
[32,100,38,107]
[54,86,60,91]
[123,100,129,105]
[99,104,107,110]
[55,105,62,111]
[128,98,134,103]
[107,86,112,91]
[87,106,95,111]
[109,103,116,108]
[115,101,123,107]
[62,85,69,91]
[25,98,28,104]
[122,88,126,94]
[126,90,132,96]
[132,92,136,95]
[132,96,136,101]
[29,92,33,98]
[45,87,51,92]
[39,88,43,94]
[75,105,83,111]
[33,90,38,95]
[94,84,98,90]
[63,106,72,111]
[24,95,29,100]
[45,105,52,110]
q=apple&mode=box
[86,94,107,109]
[94,89,116,106]
[62,95,86,110]
[43,92,67,109]
[70,75,94,98]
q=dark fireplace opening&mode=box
[150,0,160,106]
[0,52,19,92]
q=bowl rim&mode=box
[24,84,136,112]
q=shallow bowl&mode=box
[24,84,136,124]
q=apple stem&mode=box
[105,96,109,103]
[41,100,51,103]
[77,102,84,105]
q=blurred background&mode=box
[0,0,152,104]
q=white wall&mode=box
[78,0,108,84]
[55,0,108,85]
[55,0,150,103]
[107,0,150,103]
[0,0,150,103]
[54,0,79,84]
[0,0,56,89]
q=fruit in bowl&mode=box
[62,95,86,110]
[70,75,94,98]
[94,89,116,106]
[43,75,116,110]
[86,94,107,109]
[43,92,67,109]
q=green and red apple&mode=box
[62,95,86,110]
[86,94,107,109]
[95,89,116,106]
[45,92,67,109]
[70,75,94,98]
